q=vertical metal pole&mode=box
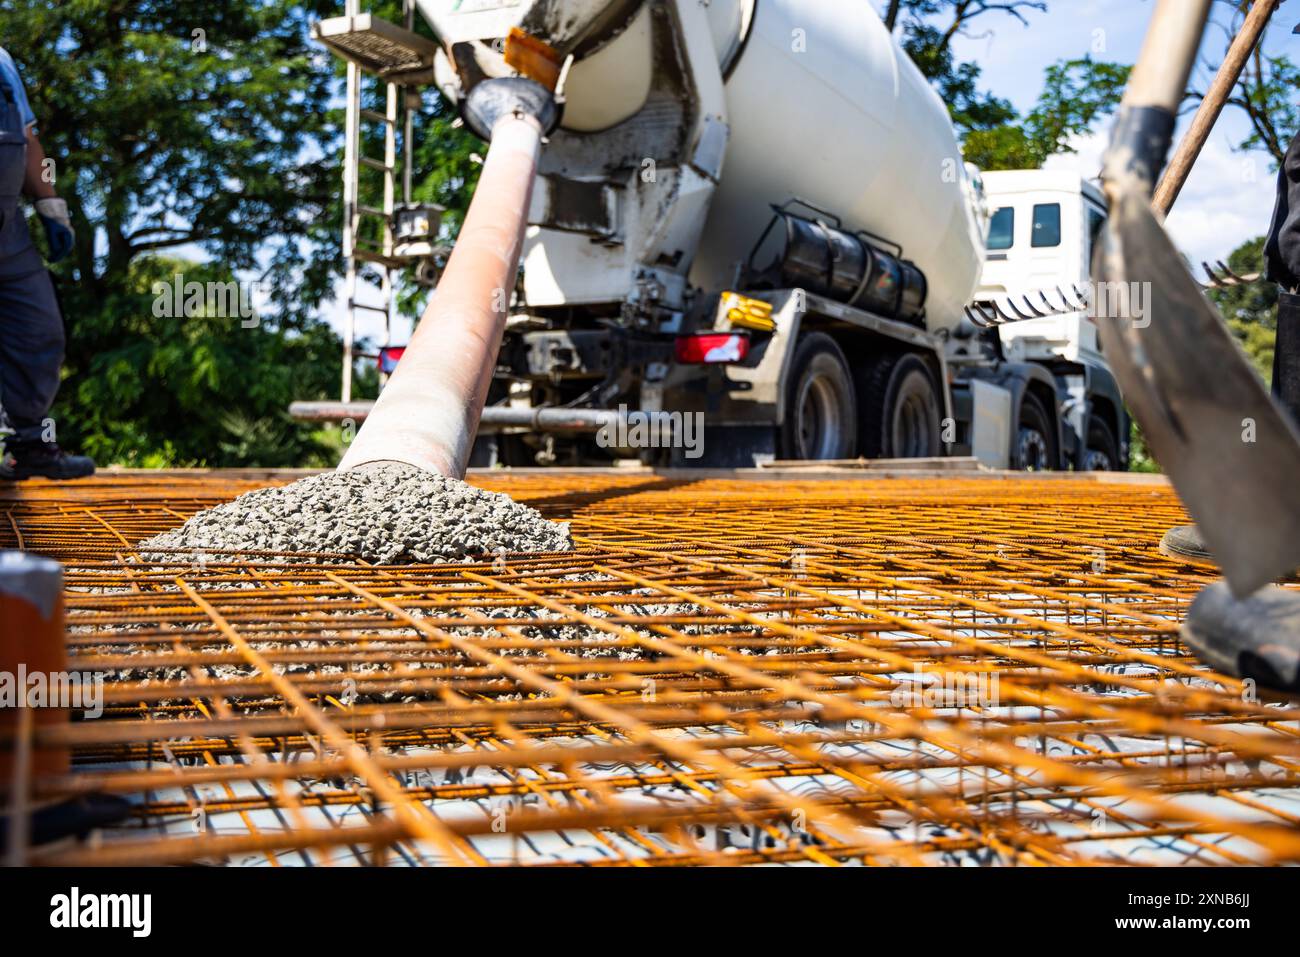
[404,0,416,207]
[382,79,398,351]
[340,0,361,403]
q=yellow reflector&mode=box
[720,292,775,332]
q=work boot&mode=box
[0,443,96,480]
[0,793,133,853]
[1159,524,1213,564]
[1182,582,1300,698]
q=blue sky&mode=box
[327,0,1295,348]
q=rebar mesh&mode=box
[3,470,1299,867]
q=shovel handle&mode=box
[1124,0,1213,112]
[1106,0,1212,192]
[1154,0,1280,216]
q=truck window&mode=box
[988,206,1014,250]
[1031,203,1061,247]
[1085,206,1106,263]
[1088,207,1106,244]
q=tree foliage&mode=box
[1206,236,1277,383]
[66,257,344,467]
[1202,0,1298,168]
[3,1,343,464]
[963,58,1130,170]
[12,0,341,323]
[1,0,474,466]
[884,1,1130,170]
[888,1,1029,148]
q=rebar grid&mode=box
[3,470,1299,867]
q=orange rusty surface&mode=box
[1,469,1298,866]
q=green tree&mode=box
[68,257,344,467]
[1205,236,1276,383]
[882,2,1130,171]
[964,58,1131,170]
[4,0,343,464]
[12,1,342,324]
[1,0,476,465]
[1203,0,1298,166]
[886,1,1036,147]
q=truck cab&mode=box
[948,170,1129,471]
[982,170,1107,366]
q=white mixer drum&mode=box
[414,0,986,329]
[690,0,986,331]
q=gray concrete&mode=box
[138,463,572,564]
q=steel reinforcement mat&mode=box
[3,469,1299,866]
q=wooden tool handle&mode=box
[1154,0,1280,216]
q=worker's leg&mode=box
[1266,129,1300,428]
[0,262,93,479]
[1276,293,1300,429]
[0,263,64,446]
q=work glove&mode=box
[34,197,75,263]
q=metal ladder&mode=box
[318,0,434,402]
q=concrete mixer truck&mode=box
[305,0,1129,472]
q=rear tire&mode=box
[1013,390,1057,471]
[1083,414,1119,472]
[779,332,858,461]
[857,353,942,459]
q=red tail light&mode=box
[673,333,749,365]
[378,346,406,374]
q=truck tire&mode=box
[857,352,942,459]
[1083,414,1119,472]
[1014,391,1057,471]
[779,332,858,460]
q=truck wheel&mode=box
[857,353,941,458]
[780,332,858,460]
[1083,415,1119,472]
[1014,391,1057,471]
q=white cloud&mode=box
[1043,125,1275,271]
[1042,127,1108,181]
[1164,135,1275,273]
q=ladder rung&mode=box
[360,157,395,172]
[357,204,388,217]
[354,248,423,267]
[360,109,394,124]
[353,249,406,267]
[349,300,390,314]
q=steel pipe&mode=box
[294,401,641,435]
